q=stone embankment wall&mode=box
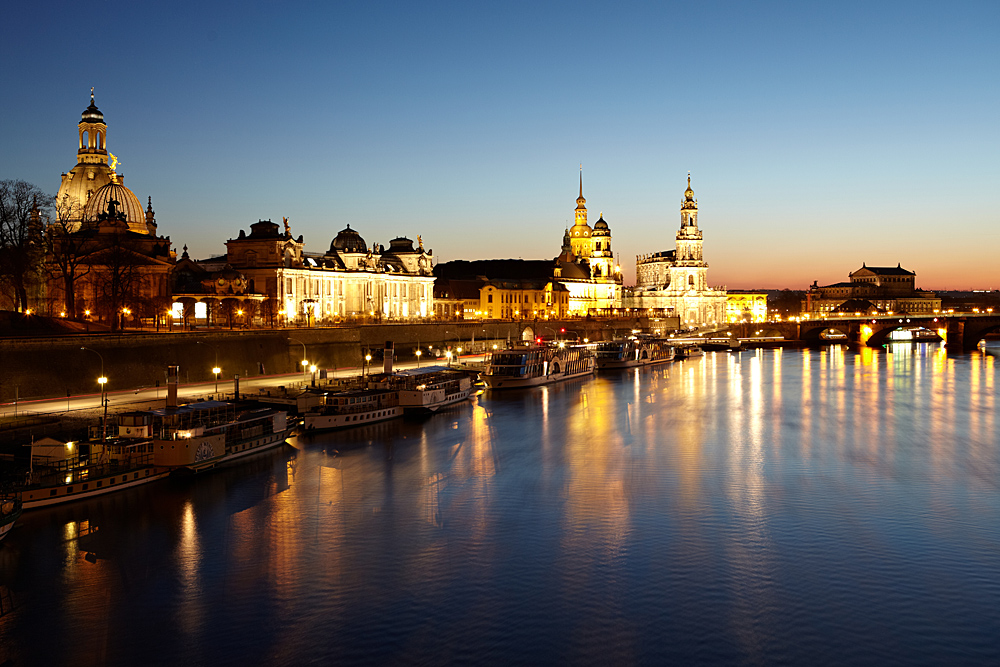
[0,316,670,402]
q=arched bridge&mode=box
[732,314,1000,352]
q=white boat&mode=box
[594,338,676,369]
[483,344,595,389]
[303,386,402,431]
[676,345,704,359]
[19,433,172,510]
[0,497,22,542]
[149,401,293,473]
[393,366,477,413]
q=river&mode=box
[1,343,998,666]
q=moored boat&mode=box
[483,344,595,389]
[594,338,676,369]
[393,366,477,412]
[0,496,22,542]
[18,433,171,510]
[303,385,402,431]
[676,345,704,359]
[149,401,293,473]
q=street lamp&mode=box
[415,349,422,367]
[310,364,318,387]
[197,341,219,387]
[365,352,372,377]
[289,337,308,378]
[81,346,108,441]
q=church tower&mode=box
[568,167,592,258]
[668,173,709,293]
[57,89,116,227]
[675,174,704,266]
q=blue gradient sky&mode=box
[3,1,998,289]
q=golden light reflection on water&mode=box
[8,342,1000,665]
[177,500,203,637]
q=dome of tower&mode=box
[593,215,610,234]
[84,181,148,233]
[82,98,104,124]
[330,225,367,253]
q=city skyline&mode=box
[4,0,998,290]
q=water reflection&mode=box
[2,344,1000,665]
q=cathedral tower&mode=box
[675,173,704,266]
[568,167,592,258]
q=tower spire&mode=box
[579,163,583,199]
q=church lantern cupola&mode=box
[78,88,108,165]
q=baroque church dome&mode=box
[84,180,148,233]
[330,225,367,253]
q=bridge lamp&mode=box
[212,366,221,392]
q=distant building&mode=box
[726,291,768,323]
[220,219,435,323]
[433,279,484,319]
[803,264,941,316]
[625,175,727,328]
[433,260,569,320]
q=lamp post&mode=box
[310,364,318,387]
[80,347,108,441]
[197,341,220,391]
[289,337,308,379]
[415,349,422,368]
[364,352,372,378]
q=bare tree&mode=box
[0,180,50,312]
[44,194,92,318]
[92,225,143,331]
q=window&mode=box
[488,294,493,303]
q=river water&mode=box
[1,344,998,666]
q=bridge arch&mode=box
[521,326,534,342]
[800,323,850,344]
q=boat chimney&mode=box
[166,365,179,409]
[383,341,394,374]
[234,374,240,400]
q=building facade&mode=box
[802,264,941,316]
[221,219,435,323]
[726,291,768,323]
[625,175,727,328]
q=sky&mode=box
[3,0,998,289]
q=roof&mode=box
[832,298,883,313]
[434,278,484,300]
[434,259,554,281]
[852,265,914,276]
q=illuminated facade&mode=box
[223,219,434,322]
[726,291,768,322]
[803,264,941,316]
[555,170,624,314]
[480,279,569,319]
[626,175,727,327]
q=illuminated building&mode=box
[555,169,624,314]
[803,264,941,316]
[221,219,434,322]
[45,92,175,322]
[626,175,727,327]
[726,291,768,322]
[479,278,569,319]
